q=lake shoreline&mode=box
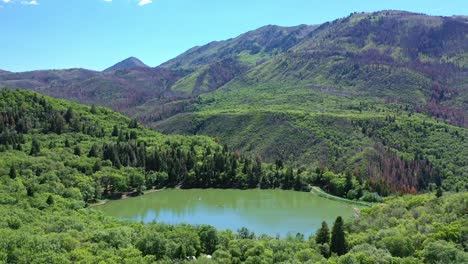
[90,186,372,208]
[309,186,374,207]
[89,188,163,207]
[94,188,359,237]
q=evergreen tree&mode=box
[293,174,302,191]
[49,112,65,134]
[275,159,283,170]
[128,119,138,129]
[112,125,119,137]
[175,245,186,259]
[90,105,98,114]
[436,186,443,198]
[74,146,81,156]
[345,172,353,194]
[26,187,34,197]
[30,138,41,156]
[318,243,330,258]
[9,166,17,179]
[88,144,100,158]
[93,160,102,172]
[283,167,294,189]
[315,221,330,245]
[103,143,121,168]
[64,138,70,148]
[330,216,347,256]
[64,107,74,123]
[130,131,137,140]
[15,143,22,151]
[46,195,54,205]
[71,118,81,132]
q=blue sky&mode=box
[1,0,466,72]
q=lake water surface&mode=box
[97,189,356,237]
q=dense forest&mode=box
[0,89,394,202]
[0,89,466,263]
[2,191,467,263]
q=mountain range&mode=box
[1,10,467,192]
[103,56,150,72]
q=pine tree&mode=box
[64,138,70,148]
[130,131,137,140]
[93,160,102,172]
[9,166,17,179]
[294,174,302,191]
[112,125,119,137]
[74,146,81,156]
[330,216,346,256]
[26,187,34,197]
[64,107,74,123]
[46,195,54,205]
[175,244,187,259]
[283,167,294,189]
[15,143,22,151]
[88,144,100,158]
[436,186,443,198]
[315,221,330,245]
[30,138,41,156]
[128,119,138,129]
[90,105,98,114]
[50,112,65,134]
[345,172,353,194]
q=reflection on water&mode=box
[97,189,355,237]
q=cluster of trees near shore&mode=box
[0,89,467,263]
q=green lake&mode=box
[97,189,357,237]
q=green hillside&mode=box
[154,82,467,194]
[152,11,468,194]
[0,89,336,199]
[0,89,466,263]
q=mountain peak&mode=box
[104,57,149,72]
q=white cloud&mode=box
[21,0,38,5]
[1,0,39,6]
[138,0,152,6]
[104,0,112,2]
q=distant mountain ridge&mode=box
[160,24,318,69]
[104,57,149,72]
[0,11,466,126]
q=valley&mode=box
[1,11,466,196]
[0,7,467,264]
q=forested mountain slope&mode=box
[0,89,466,263]
[1,11,467,195]
[152,11,468,194]
[0,89,333,198]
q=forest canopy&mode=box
[0,89,466,263]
